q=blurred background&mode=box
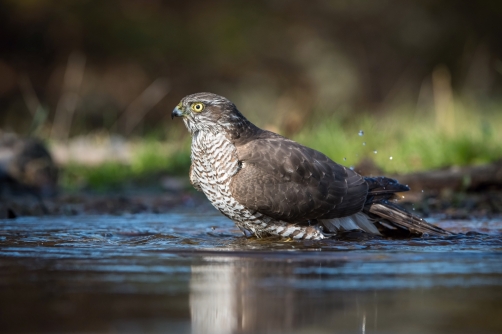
[1,0,502,191]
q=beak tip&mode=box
[171,107,182,120]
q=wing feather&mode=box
[229,132,368,222]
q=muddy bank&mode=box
[0,189,215,219]
[1,131,501,219]
[2,185,501,221]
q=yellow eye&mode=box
[191,102,205,112]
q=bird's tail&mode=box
[320,176,452,237]
[364,201,452,236]
[362,176,453,237]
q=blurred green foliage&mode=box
[295,101,502,174]
[1,0,502,189]
[61,100,501,191]
[61,141,190,191]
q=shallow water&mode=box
[1,213,501,333]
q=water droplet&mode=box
[373,150,377,154]
[349,166,354,170]
[362,142,366,146]
[389,156,393,160]
[412,208,415,211]
[343,157,347,161]
[358,130,364,136]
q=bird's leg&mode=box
[311,219,337,238]
[237,225,254,238]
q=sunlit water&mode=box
[1,213,501,333]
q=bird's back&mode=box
[230,130,369,222]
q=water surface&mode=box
[1,213,501,333]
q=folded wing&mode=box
[230,132,368,222]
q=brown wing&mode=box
[229,132,368,222]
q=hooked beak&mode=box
[171,104,184,119]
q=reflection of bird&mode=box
[172,92,451,240]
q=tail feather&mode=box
[361,176,453,237]
[366,201,452,236]
[365,176,409,195]
[364,176,408,206]
[321,176,453,237]
[321,212,381,235]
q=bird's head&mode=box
[172,92,248,136]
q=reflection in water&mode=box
[190,257,308,334]
[190,260,238,334]
[189,254,502,334]
[189,257,376,334]
[188,258,372,334]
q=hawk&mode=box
[172,92,451,240]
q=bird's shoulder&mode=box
[234,130,337,174]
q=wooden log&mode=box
[391,161,502,193]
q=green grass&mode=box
[60,101,502,191]
[61,139,191,191]
[294,102,502,174]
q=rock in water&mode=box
[0,131,58,197]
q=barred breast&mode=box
[190,131,257,223]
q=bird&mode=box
[172,92,452,240]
